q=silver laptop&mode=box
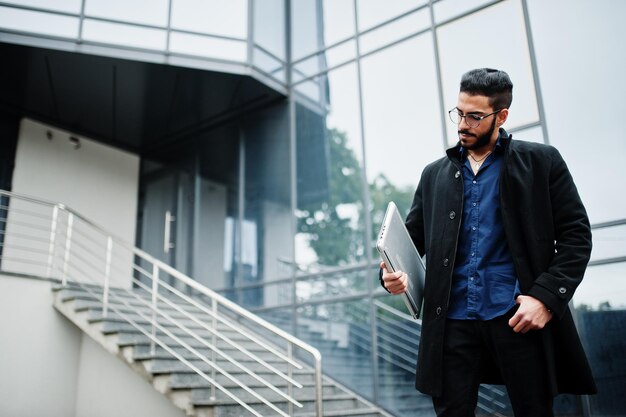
[376,201,425,320]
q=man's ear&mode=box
[497,108,509,126]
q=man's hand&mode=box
[508,295,553,333]
[380,261,408,295]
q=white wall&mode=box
[0,274,81,417]
[5,119,140,287]
[74,336,186,417]
[0,274,187,417]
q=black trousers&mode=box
[432,309,554,417]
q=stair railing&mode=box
[0,189,323,417]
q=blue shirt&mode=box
[447,140,520,320]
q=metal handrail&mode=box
[0,189,323,416]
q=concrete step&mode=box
[99,320,237,338]
[168,371,320,388]
[132,344,288,363]
[87,308,218,326]
[144,357,315,376]
[70,296,215,318]
[115,331,283,353]
[195,393,361,416]
[168,373,337,393]
[190,384,342,403]
[57,286,218,317]
[293,409,383,417]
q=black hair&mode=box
[460,68,513,110]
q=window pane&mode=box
[373,294,426,414]
[83,19,166,50]
[252,47,285,83]
[85,0,168,27]
[296,299,374,398]
[357,0,427,31]
[253,0,285,60]
[590,225,626,263]
[509,124,543,144]
[437,0,539,147]
[256,308,294,333]
[361,34,443,244]
[290,0,320,61]
[322,0,356,46]
[296,269,369,303]
[326,39,357,69]
[433,0,499,23]
[294,78,321,103]
[293,40,356,83]
[359,7,430,55]
[292,1,356,77]
[527,0,626,224]
[574,262,626,310]
[296,63,366,269]
[242,103,293,309]
[170,32,246,62]
[0,6,78,38]
[0,0,80,13]
[171,0,247,39]
[574,292,626,416]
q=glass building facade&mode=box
[1,0,624,415]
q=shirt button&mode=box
[473,202,477,207]
[471,252,475,257]
[472,180,477,184]
[455,171,460,178]
[436,307,442,315]
[443,258,449,267]
[472,226,476,231]
[559,287,567,294]
[449,211,456,219]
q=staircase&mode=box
[52,283,386,417]
[0,189,390,417]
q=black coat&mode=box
[401,129,596,397]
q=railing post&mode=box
[287,342,294,416]
[46,205,59,278]
[151,263,159,356]
[210,298,218,401]
[102,236,113,318]
[314,354,323,417]
[62,212,74,286]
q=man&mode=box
[380,68,596,416]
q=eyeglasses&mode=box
[448,108,502,128]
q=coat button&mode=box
[559,287,567,294]
[455,171,460,178]
[449,211,456,220]
[436,307,442,315]
[443,258,449,267]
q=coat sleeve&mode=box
[527,147,592,318]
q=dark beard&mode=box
[459,116,497,151]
